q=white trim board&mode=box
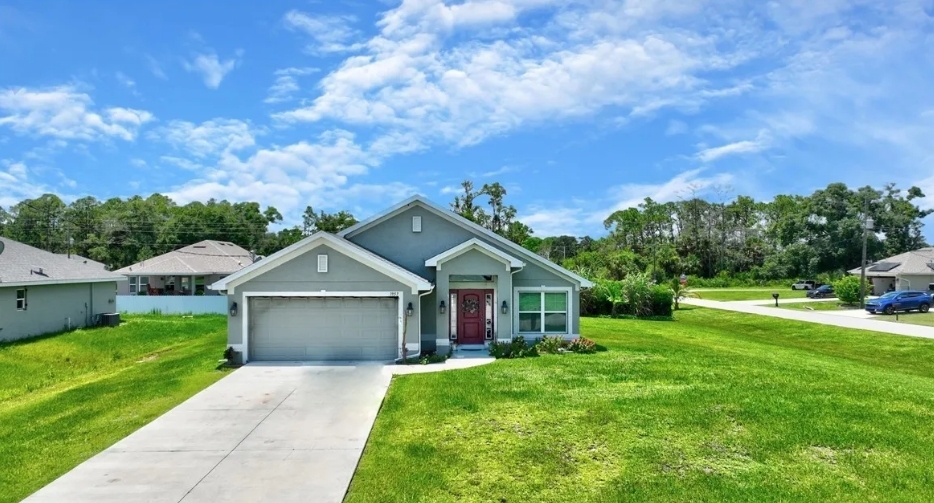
[426,238,524,271]
[239,291,405,364]
[339,195,593,289]
[210,231,432,294]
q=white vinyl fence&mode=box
[117,295,228,315]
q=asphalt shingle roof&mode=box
[848,247,934,277]
[0,237,126,287]
[114,240,258,276]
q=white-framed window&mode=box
[129,276,149,294]
[412,215,422,233]
[16,288,27,310]
[317,254,329,273]
[515,287,570,334]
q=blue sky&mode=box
[2,0,934,239]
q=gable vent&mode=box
[412,215,422,233]
[317,254,329,273]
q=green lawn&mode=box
[347,308,934,503]
[696,289,809,302]
[776,301,857,312]
[0,315,228,503]
[873,312,934,328]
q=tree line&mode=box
[0,181,929,283]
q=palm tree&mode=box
[669,278,698,310]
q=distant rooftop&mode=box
[849,247,934,277]
[0,237,126,287]
[113,240,259,276]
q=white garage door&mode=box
[249,297,399,361]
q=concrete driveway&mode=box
[24,364,391,503]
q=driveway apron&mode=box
[23,364,391,503]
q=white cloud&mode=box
[665,119,688,135]
[130,158,147,167]
[0,160,60,208]
[145,55,167,80]
[265,67,317,104]
[115,71,136,89]
[520,206,587,237]
[160,156,204,171]
[606,168,734,215]
[165,130,376,216]
[183,50,242,89]
[439,184,461,195]
[283,10,364,54]
[0,85,153,141]
[474,165,519,178]
[273,0,747,157]
[150,118,256,158]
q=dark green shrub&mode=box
[649,285,674,317]
[488,336,538,359]
[568,337,596,353]
[535,335,566,354]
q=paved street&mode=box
[681,298,934,340]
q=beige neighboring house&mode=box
[849,247,934,295]
[115,240,258,296]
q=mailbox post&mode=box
[772,292,780,307]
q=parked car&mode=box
[865,291,932,315]
[807,285,835,299]
[791,280,818,290]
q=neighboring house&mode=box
[848,247,934,295]
[0,237,125,341]
[115,240,258,296]
[211,195,593,363]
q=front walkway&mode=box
[681,298,934,340]
[24,364,391,503]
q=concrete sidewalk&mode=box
[681,298,934,340]
[24,364,391,503]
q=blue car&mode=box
[865,291,932,315]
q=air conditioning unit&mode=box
[100,313,121,327]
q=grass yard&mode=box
[871,312,934,328]
[776,301,857,312]
[347,308,934,503]
[695,289,809,302]
[0,315,228,503]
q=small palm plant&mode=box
[669,278,698,310]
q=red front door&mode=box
[456,289,488,344]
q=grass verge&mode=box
[696,289,809,302]
[347,308,934,503]
[0,315,228,503]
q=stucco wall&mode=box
[0,282,118,341]
[226,243,419,349]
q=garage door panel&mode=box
[249,296,398,361]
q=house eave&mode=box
[0,277,126,288]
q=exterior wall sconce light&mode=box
[406,302,414,317]
[501,300,508,314]
[439,300,446,314]
[229,302,238,317]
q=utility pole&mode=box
[859,197,874,309]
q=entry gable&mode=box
[426,238,524,271]
[210,232,432,294]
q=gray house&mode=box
[211,195,593,362]
[115,240,257,296]
[0,237,125,341]
[848,247,934,295]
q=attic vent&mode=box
[318,254,329,273]
[193,245,207,249]
[30,267,46,276]
[412,216,422,233]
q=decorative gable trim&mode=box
[425,238,524,271]
[209,232,432,294]
[339,195,594,288]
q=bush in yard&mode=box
[488,336,538,358]
[568,337,596,353]
[833,275,865,305]
[535,335,567,354]
[649,285,674,317]
[620,272,654,316]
